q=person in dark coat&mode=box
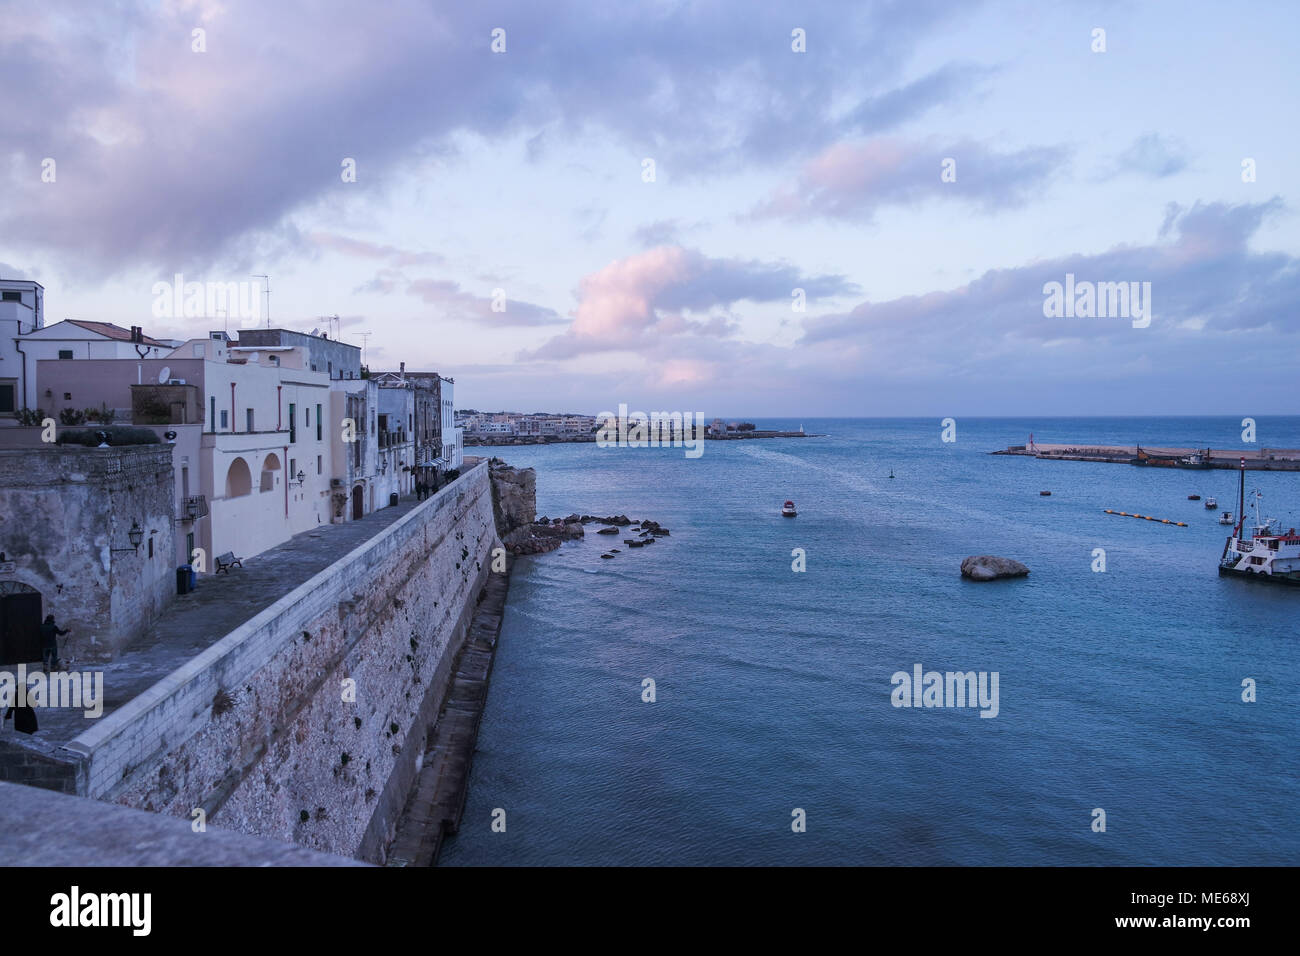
[40,614,68,672]
[4,703,37,734]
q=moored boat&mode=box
[1219,511,1234,525]
[1218,460,1300,586]
[1188,494,1201,501]
[781,499,797,517]
[1205,497,1217,510]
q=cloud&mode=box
[749,139,1067,222]
[1112,133,1189,179]
[839,63,996,132]
[368,275,565,328]
[801,200,1294,356]
[308,233,444,268]
[524,245,859,358]
[0,0,981,273]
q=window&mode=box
[317,455,322,475]
[306,407,311,427]
[220,410,228,429]
[289,458,296,481]
[0,382,15,413]
[289,403,296,442]
[246,408,254,432]
[1,290,19,301]
[210,397,216,433]
[316,404,322,441]
[148,537,154,559]
[186,532,194,563]
[58,349,73,360]
[63,392,71,400]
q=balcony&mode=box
[180,495,209,521]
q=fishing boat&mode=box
[1218,459,1300,586]
[1204,497,1217,510]
[781,500,797,517]
[1219,511,1234,525]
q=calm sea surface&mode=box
[439,418,1299,865]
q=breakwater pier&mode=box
[992,442,1300,471]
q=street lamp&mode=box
[111,520,144,553]
[292,470,306,487]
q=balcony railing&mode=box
[180,495,209,521]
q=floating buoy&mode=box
[1103,509,1187,527]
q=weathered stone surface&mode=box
[487,458,535,539]
[64,463,499,863]
[0,780,366,866]
[0,446,176,662]
[960,555,1030,581]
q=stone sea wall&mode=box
[64,460,501,861]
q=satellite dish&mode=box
[157,366,171,384]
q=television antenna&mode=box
[251,274,270,328]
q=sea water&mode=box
[439,417,1300,865]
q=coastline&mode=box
[465,430,814,447]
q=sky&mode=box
[2,0,1297,416]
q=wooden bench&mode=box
[215,552,243,573]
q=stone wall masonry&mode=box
[0,445,176,662]
[61,460,500,860]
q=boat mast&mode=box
[1236,456,1245,537]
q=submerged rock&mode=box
[961,555,1030,581]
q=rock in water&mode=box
[960,555,1030,581]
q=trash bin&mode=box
[176,566,191,595]
[390,492,399,507]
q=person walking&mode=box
[40,614,68,673]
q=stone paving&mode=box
[2,492,431,758]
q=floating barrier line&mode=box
[1103,509,1187,527]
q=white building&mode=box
[0,279,44,420]
[16,318,172,412]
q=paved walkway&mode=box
[3,493,431,758]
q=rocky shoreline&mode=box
[487,457,671,557]
[507,513,673,556]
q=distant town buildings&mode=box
[457,410,596,438]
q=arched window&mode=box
[261,452,281,492]
[225,457,252,498]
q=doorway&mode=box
[0,582,42,665]
[352,484,364,520]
